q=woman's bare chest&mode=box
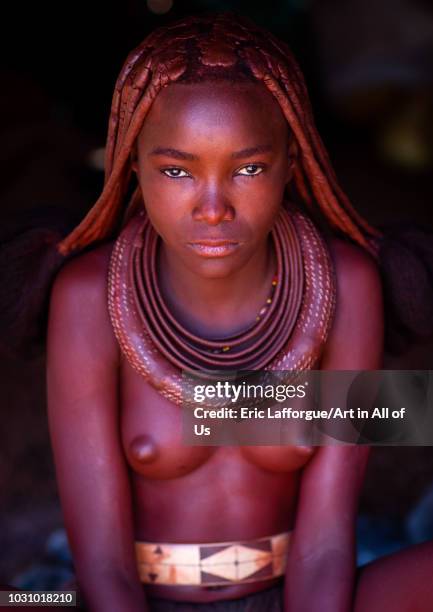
[119,357,315,480]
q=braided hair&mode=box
[4,13,430,358]
[57,12,380,257]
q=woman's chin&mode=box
[191,259,241,280]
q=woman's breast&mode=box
[120,359,316,480]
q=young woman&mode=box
[45,12,418,612]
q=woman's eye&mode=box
[236,164,264,177]
[161,168,190,178]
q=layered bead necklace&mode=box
[108,204,336,405]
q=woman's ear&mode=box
[286,138,298,183]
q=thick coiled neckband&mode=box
[108,205,336,405]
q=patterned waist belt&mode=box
[135,531,290,586]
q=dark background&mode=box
[1,0,433,585]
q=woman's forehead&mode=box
[138,81,289,145]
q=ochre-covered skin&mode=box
[44,12,433,612]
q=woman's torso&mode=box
[119,353,317,602]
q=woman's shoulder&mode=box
[327,236,382,296]
[320,236,384,368]
[53,241,114,295]
[49,241,118,360]
[53,242,113,300]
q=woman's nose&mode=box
[192,192,235,225]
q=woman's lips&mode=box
[187,240,240,258]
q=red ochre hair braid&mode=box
[57,12,381,257]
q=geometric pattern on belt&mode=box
[136,531,290,586]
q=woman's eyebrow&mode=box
[149,144,273,161]
[231,144,273,159]
[149,147,198,161]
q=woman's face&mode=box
[134,81,292,278]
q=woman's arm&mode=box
[284,239,384,612]
[47,246,148,612]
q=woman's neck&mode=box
[157,238,276,338]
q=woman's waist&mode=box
[133,481,298,542]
